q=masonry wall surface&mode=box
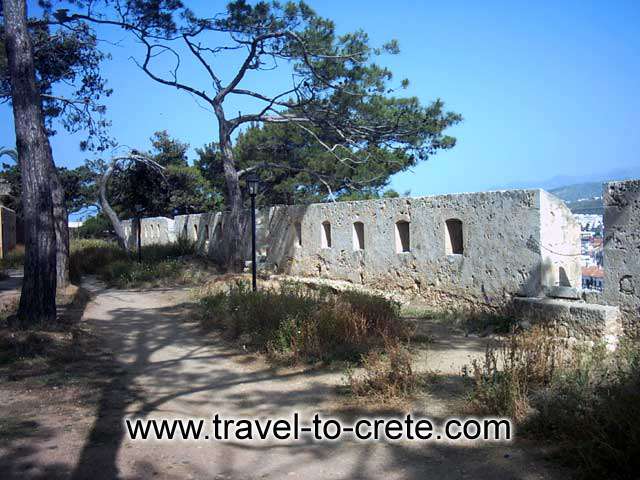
[264,190,576,307]
[604,179,640,329]
[122,216,175,250]
[539,191,582,290]
[123,189,581,309]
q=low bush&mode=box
[468,328,640,479]
[75,213,114,239]
[198,281,406,363]
[100,258,202,288]
[133,235,197,262]
[527,339,640,479]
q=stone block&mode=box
[546,286,581,300]
[513,297,621,348]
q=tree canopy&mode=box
[196,121,416,205]
[0,6,113,151]
[0,161,95,217]
[104,131,222,219]
[0,131,221,222]
[15,0,462,269]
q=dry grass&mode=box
[0,244,25,270]
[467,326,569,422]
[198,279,421,405]
[401,304,515,334]
[0,286,92,366]
[347,338,418,402]
[467,326,640,479]
[198,280,407,364]
[69,238,213,288]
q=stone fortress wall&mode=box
[124,188,582,307]
[122,180,640,340]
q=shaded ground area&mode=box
[0,278,567,479]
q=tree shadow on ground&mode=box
[0,419,72,479]
[0,283,107,479]
[1,278,569,479]
[62,283,567,479]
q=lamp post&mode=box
[135,204,144,263]
[246,174,260,292]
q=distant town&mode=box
[575,213,604,291]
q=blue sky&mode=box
[2,0,639,200]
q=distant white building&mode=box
[574,213,603,231]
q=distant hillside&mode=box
[549,182,603,214]
[493,167,640,215]
[550,182,602,202]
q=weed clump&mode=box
[402,305,515,335]
[468,327,566,421]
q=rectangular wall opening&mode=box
[395,221,410,253]
[321,221,332,248]
[295,222,302,247]
[213,222,222,243]
[445,219,463,255]
[352,221,365,250]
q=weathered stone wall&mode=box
[123,189,581,310]
[539,191,582,290]
[513,297,621,347]
[604,179,640,329]
[122,216,175,250]
[264,190,578,307]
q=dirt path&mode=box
[1,282,567,479]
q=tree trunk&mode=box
[99,161,129,251]
[219,133,244,273]
[51,170,70,290]
[3,0,57,326]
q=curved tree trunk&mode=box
[99,161,129,251]
[4,0,57,326]
[219,132,244,273]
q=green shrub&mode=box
[76,213,114,239]
[69,239,128,281]
[407,306,515,334]
[101,259,185,288]
[136,236,196,262]
[198,282,405,363]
